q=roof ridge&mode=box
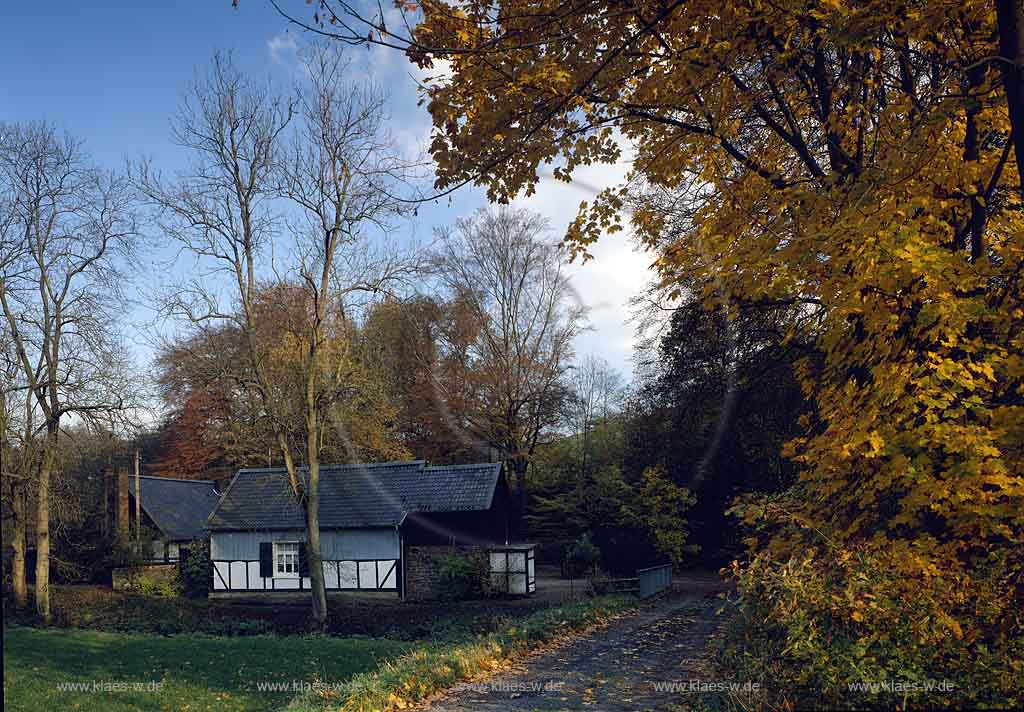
[323,460,426,469]
[136,475,216,484]
[236,459,426,475]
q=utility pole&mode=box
[102,467,109,538]
[134,447,141,547]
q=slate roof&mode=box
[129,476,222,541]
[206,460,503,531]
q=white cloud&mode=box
[411,57,454,87]
[511,152,654,381]
[267,32,298,65]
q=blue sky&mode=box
[2,0,651,393]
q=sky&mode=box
[1,1,654,386]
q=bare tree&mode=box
[567,354,625,475]
[274,45,419,621]
[0,178,32,608]
[0,339,35,609]
[0,121,138,621]
[434,207,587,524]
[136,48,418,625]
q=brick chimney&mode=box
[117,466,130,539]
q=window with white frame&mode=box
[274,541,300,578]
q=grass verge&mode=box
[2,626,411,712]
[288,595,637,712]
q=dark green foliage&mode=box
[532,539,575,566]
[178,539,212,598]
[438,548,492,600]
[623,299,809,561]
[564,533,600,577]
[525,298,807,570]
[527,424,660,574]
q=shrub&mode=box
[178,539,212,599]
[120,565,182,598]
[564,533,600,577]
[4,583,562,639]
[708,547,1024,710]
[9,586,207,633]
[438,548,492,600]
[134,572,181,598]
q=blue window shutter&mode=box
[298,543,309,577]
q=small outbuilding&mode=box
[206,460,533,599]
[128,475,222,562]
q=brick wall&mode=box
[404,545,482,601]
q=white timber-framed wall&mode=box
[210,528,400,593]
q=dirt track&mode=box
[425,576,729,712]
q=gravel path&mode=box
[424,583,728,712]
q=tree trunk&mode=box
[304,480,328,626]
[305,378,328,627]
[511,457,529,537]
[0,385,26,607]
[996,0,1024,190]
[11,482,28,608]
[35,427,56,623]
[305,451,328,626]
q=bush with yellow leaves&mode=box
[710,535,1023,709]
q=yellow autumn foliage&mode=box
[406,0,1024,703]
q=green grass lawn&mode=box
[3,626,411,712]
